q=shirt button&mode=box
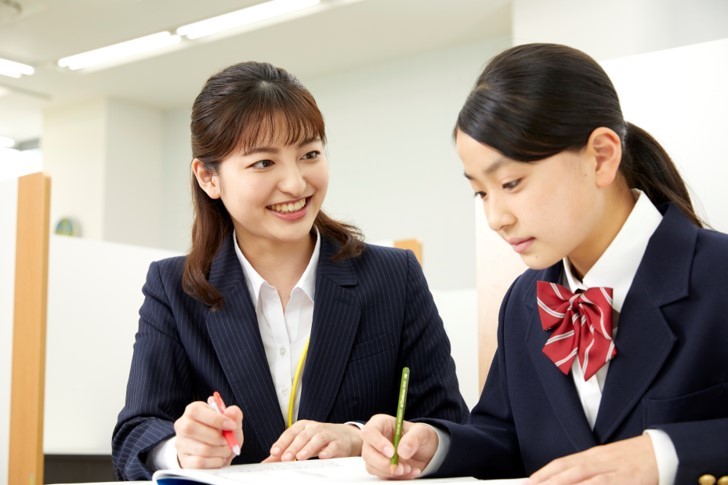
[279,347,286,356]
[280,386,289,396]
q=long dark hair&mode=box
[184,61,364,309]
[456,43,702,227]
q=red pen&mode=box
[207,391,241,456]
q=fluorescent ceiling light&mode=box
[57,31,181,71]
[0,136,16,148]
[0,57,34,78]
[177,0,321,40]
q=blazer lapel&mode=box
[298,238,361,422]
[593,205,691,442]
[526,265,598,451]
[205,237,284,448]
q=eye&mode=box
[502,179,521,190]
[473,191,487,199]
[301,150,321,160]
[250,159,274,169]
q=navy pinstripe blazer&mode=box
[424,204,728,483]
[111,236,468,480]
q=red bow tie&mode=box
[536,281,616,381]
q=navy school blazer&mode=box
[111,236,468,480]
[425,203,728,483]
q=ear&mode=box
[192,158,222,199]
[587,127,622,188]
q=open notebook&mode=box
[152,457,524,484]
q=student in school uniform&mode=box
[111,61,468,481]
[360,43,728,484]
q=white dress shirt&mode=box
[235,231,319,422]
[426,191,678,484]
[147,231,320,470]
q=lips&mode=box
[506,237,534,254]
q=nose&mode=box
[278,163,307,196]
[484,196,515,232]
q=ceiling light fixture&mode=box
[176,0,321,40]
[0,57,34,78]
[57,31,181,71]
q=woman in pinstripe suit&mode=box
[111,61,468,480]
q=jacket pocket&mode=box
[348,334,395,362]
[644,382,728,426]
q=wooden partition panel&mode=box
[393,238,423,265]
[8,173,51,485]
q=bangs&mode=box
[234,88,326,153]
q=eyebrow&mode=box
[242,137,321,157]
[463,157,511,180]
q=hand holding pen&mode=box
[173,392,243,469]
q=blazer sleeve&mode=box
[111,260,193,480]
[397,249,469,423]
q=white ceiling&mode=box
[0,0,511,145]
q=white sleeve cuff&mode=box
[344,421,365,430]
[146,436,181,471]
[644,429,678,485]
[420,425,450,477]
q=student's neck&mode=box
[569,187,637,280]
[240,235,315,308]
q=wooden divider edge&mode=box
[8,173,51,485]
[393,238,423,266]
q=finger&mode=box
[317,439,340,459]
[362,449,413,480]
[295,430,333,460]
[395,422,434,460]
[176,435,231,461]
[269,421,304,458]
[280,424,319,461]
[261,454,280,463]
[184,401,237,434]
[362,415,396,459]
[175,415,228,447]
[223,405,243,428]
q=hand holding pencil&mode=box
[361,367,440,479]
[173,393,244,469]
[361,413,439,479]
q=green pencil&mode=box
[390,366,410,470]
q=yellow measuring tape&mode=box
[287,337,310,428]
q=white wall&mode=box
[43,98,167,248]
[602,38,728,231]
[0,178,18,485]
[44,236,179,454]
[43,100,107,241]
[160,106,194,252]
[104,100,165,248]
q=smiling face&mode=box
[194,136,328,254]
[457,129,619,275]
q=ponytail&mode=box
[621,122,703,227]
